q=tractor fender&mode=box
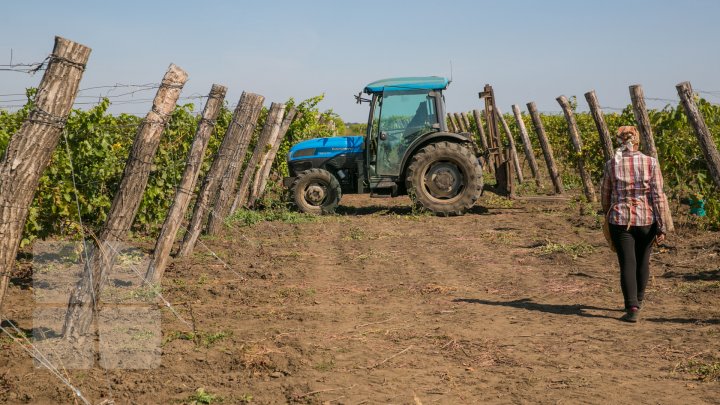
[399,131,477,179]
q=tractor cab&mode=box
[285,76,483,216]
[362,77,449,194]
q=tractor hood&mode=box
[288,136,364,161]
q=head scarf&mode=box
[614,126,640,163]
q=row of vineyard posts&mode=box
[447,83,720,207]
[2,36,720,338]
[0,37,299,339]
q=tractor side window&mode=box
[368,95,382,165]
[377,91,438,175]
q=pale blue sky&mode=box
[1,0,718,122]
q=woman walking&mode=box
[601,126,673,322]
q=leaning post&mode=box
[511,104,541,188]
[0,37,91,310]
[629,84,659,159]
[176,92,265,258]
[63,64,188,339]
[145,84,227,283]
[584,90,614,162]
[527,101,564,194]
[557,95,596,202]
[496,108,524,183]
[676,81,720,189]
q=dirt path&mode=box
[1,193,719,404]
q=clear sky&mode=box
[1,0,719,123]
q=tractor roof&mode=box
[364,76,449,94]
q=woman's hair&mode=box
[616,126,640,146]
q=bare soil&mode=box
[1,192,719,404]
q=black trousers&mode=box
[609,222,658,309]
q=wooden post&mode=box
[449,113,461,133]
[495,107,524,183]
[446,113,457,132]
[557,95,596,202]
[454,112,467,132]
[472,110,490,151]
[145,84,227,284]
[461,112,472,134]
[0,37,91,310]
[629,84,659,159]
[247,107,298,208]
[63,64,188,339]
[225,102,286,217]
[511,104,541,188]
[676,81,720,189]
[176,92,264,258]
[584,90,614,162]
[482,86,503,168]
[472,109,493,174]
[527,102,564,194]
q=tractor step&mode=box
[370,181,397,198]
[370,190,393,198]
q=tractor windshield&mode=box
[376,90,438,175]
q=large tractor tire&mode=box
[406,141,483,216]
[291,168,341,214]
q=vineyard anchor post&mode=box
[557,95,596,202]
[630,84,659,159]
[145,84,227,284]
[0,37,91,311]
[527,101,564,194]
[676,81,720,189]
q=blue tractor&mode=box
[284,76,484,216]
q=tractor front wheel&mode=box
[406,141,483,216]
[291,168,341,214]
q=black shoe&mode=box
[621,307,640,323]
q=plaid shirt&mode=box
[601,150,673,233]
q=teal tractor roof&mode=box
[364,76,449,94]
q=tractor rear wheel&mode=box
[406,141,483,216]
[291,168,341,214]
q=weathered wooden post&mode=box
[527,102,564,194]
[557,95,596,202]
[446,113,457,132]
[454,113,467,132]
[584,90,614,162]
[63,64,188,338]
[512,104,542,188]
[225,103,286,217]
[0,37,91,310]
[247,107,298,208]
[177,92,264,258]
[461,112,472,134]
[676,81,720,189]
[629,84,659,159]
[145,84,227,284]
[450,113,462,133]
[496,108,523,183]
[472,109,493,174]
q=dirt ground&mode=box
[1,191,719,404]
